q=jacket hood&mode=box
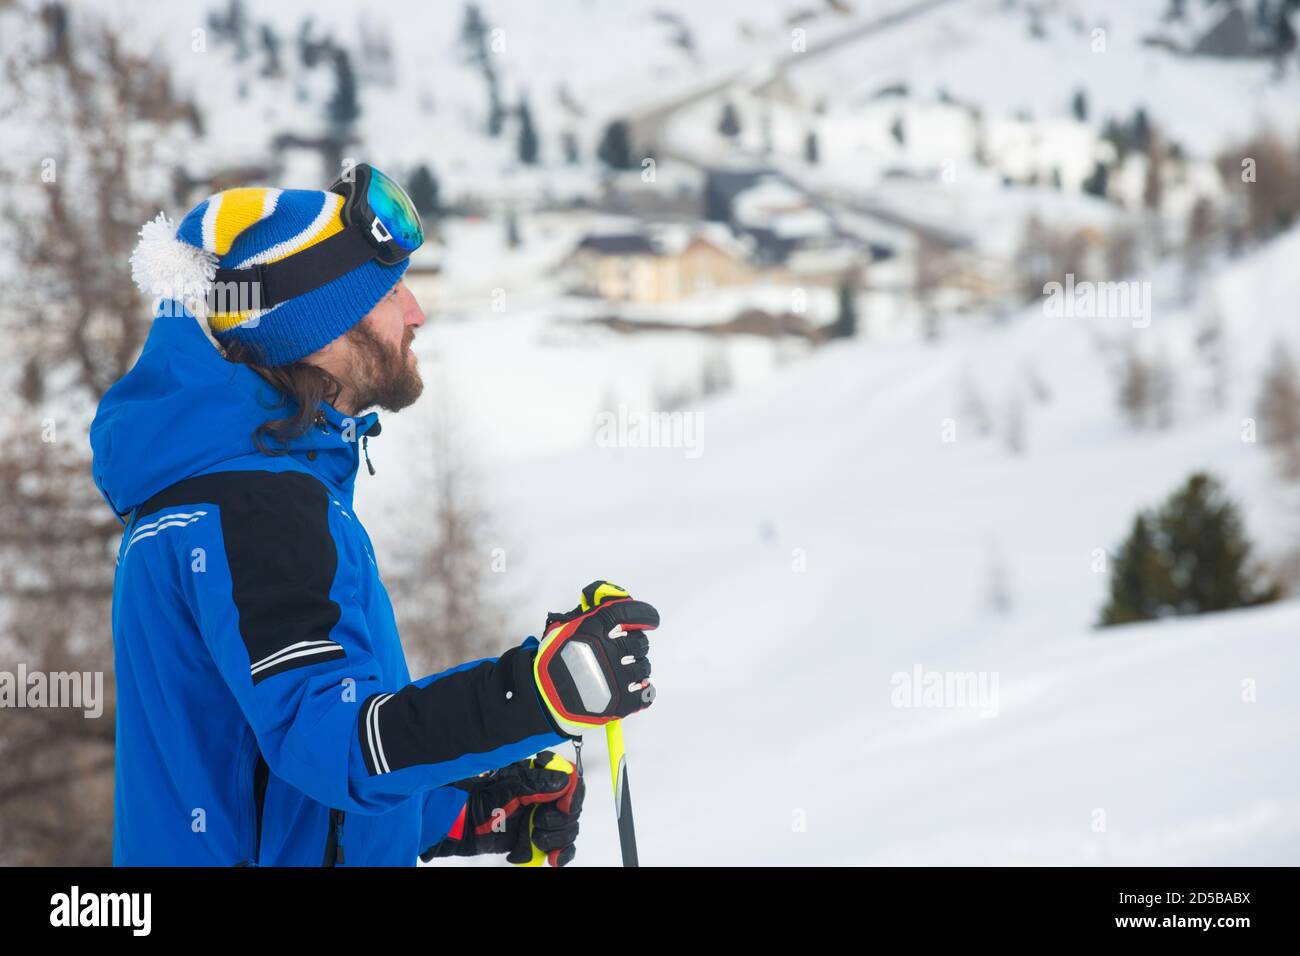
[91,305,380,520]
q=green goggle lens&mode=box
[366,167,423,254]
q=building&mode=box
[560,223,756,303]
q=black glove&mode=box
[422,751,585,867]
[533,581,660,736]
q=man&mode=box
[90,165,659,866]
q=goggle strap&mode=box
[209,229,378,312]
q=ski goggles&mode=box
[328,163,424,266]
[210,164,423,312]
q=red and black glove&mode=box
[532,581,660,737]
[421,751,585,867]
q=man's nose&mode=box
[401,285,427,328]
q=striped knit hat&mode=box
[129,186,409,366]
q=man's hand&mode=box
[422,751,584,867]
[533,580,659,737]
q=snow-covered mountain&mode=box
[82,0,1300,204]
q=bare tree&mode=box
[384,379,509,677]
[958,371,993,437]
[1116,347,1176,430]
[1015,214,1099,303]
[0,4,195,864]
[1181,196,1217,303]
[1002,388,1027,455]
[1196,302,1230,412]
[1104,221,1142,280]
[1142,132,1168,256]
[701,347,734,398]
[914,234,952,337]
[1255,340,1300,479]
[1215,130,1300,244]
[1022,361,1053,406]
[984,544,1012,615]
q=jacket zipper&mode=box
[252,753,269,862]
[323,808,346,866]
[235,736,268,867]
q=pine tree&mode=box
[458,3,502,137]
[459,2,489,66]
[1099,473,1280,626]
[407,164,440,218]
[328,48,360,130]
[1131,107,1151,153]
[1277,8,1298,52]
[562,130,580,165]
[1071,88,1088,122]
[1081,160,1109,199]
[890,115,906,146]
[1100,117,1130,163]
[1155,473,1279,614]
[597,119,633,170]
[259,23,282,77]
[1099,514,1174,625]
[804,130,819,165]
[827,278,858,340]
[504,207,521,249]
[297,17,327,69]
[486,76,505,137]
[517,96,539,165]
[718,101,741,138]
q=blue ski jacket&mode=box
[90,308,567,866]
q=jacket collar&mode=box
[281,399,381,505]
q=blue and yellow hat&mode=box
[129,186,408,366]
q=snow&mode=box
[366,224,1300,865]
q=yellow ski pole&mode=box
[606,718,638,867]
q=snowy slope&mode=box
[387,225,1300,865]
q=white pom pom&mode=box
[129,212,218,316]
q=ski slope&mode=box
[378,226,1300,865]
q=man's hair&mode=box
[221,339,343,455]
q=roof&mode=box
[570,222,753,263]
[574,233,657,255]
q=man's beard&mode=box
[342,321,423,413]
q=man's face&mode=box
[339,280,426,413]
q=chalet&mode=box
[561,224,756,303]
